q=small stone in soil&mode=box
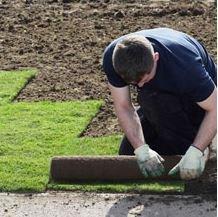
[104,196,110,201]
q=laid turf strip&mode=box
[0,69,183,192]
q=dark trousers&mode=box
[119,89,205,155]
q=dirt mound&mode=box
[0,0,216,136]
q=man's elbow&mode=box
[115,102,135,116]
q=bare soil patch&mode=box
[0,0,216,136]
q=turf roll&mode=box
[50,155,181,182]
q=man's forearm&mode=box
[192,109,217,152]
[116,106,145,149]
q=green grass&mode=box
[0,69,184,193]
[0,69,37,105]
[47,181,183,193]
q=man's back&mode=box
[103,27,216,102]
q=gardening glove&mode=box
[168,146,209,180]
[134,144,165,178]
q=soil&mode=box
[0,0,216,137]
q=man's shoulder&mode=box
[103,35,124,58]
[102,37,127,88]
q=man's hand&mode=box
[168,146,209,180]
[134,144,165,177]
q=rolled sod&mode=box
[50,156,182,183]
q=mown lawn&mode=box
[0,69,183,193]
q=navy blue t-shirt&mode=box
[103,28,216,102]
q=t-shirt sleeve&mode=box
[185,62,216,102]
[102,44,127,88]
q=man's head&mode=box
[112,34,159,85]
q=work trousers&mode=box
[119,89,205,155]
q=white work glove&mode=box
[134,144,165,177]
[168,146,209,180]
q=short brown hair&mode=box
[112,34,154,84]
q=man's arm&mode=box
[109,83,165,178]
[108,83,144,149]
[169,88,217,180]
[193,88,217,151]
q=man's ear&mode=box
[154,52,159,61]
